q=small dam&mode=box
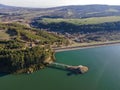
[50,62,88,74]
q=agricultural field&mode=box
[40,16,120,25]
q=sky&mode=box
[0,0,120,8]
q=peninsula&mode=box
[0,23,69,74]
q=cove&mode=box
[0,44,120,90]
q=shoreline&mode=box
[54,41,120,52]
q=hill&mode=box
[1,4,120,45]
[0,22,69,73]
[31,17,120,43]
[2,4,120,21]
[0,4,12,8]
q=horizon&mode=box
[0,0,120,8]
[0,3,110,8]
[1,3,120,9]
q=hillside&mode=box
[0,23,68,45]
[2,4,120,22]
[31,17,120,43]
[1,4,120,47]
[31,17,120,32]
[0,22,69,73]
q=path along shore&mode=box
[54,41,120,52]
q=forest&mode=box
[0,23,69,73]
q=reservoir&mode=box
[0,44,120,90]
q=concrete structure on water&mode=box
[67,65,88,74]
[50,62,88,74]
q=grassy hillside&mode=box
[38,16,120,25]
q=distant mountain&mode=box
[0,4,15,9]
[0,4,7,8]
[1,4,120,18]
[45,5,120,18]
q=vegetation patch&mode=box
[0,30,10,40]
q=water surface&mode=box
[0,44,120,90]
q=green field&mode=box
[41,16,120,25]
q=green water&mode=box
[1,45,120,90]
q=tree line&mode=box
[31,19,120,34]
